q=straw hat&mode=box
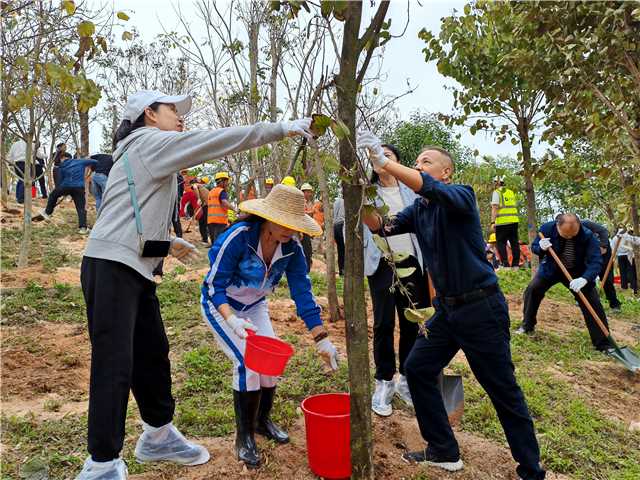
[239,184,322,237]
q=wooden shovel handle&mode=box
[602,233,623,286]
[538,232,611,337]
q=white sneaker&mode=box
[32,209,51,222]
[371,379,395,417]
[395,374,413,407]
[75,457,128,480]
[78,227,90,235]
[134,422,210,466]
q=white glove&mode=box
[315,337,339,371]
[282,118,315,142]
[357,131,388,170]
[616,228,626,236]
[170,237,198,263]
[569,277,587,292]
[226,314,258,339]
[539,238,552,251]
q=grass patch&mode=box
[0,282,86,325]
[173,338,349,438]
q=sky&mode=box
[89,0,547,160]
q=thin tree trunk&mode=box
[18,124,34,268]
[314,149,341,322]
[519,122,538,273]
[337,2,373,478]
[248,18,263,197]
[623,173,640,296]
[269,18,283,184]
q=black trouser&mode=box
[405,289,544,480]
[495,222,520,267]
[618,256,637,293]
[368,255,428,381]
[171,200,182,238]
[53,166,61,188]
[600,247,620,308]
[208,223,227,246]
[35,163,47,197]
[45,186,87,228]
[522,271,611,350]
[301,234,312,272]
[81,257,175,461]
[198,205,209,243]
[333,222,345,276]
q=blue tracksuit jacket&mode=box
[532,221,602,282]
[201,220,322,329]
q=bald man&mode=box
[358,132,544,480]
[518,213,613,351]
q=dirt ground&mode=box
[1,206,638,478]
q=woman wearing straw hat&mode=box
[77,89,314,480]
[201,183,339,469]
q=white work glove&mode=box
[170,237,198,263]
[315,337,339,371]
[226,314,258,339]
[617,228,626,236]
[569,277,587,292]
[281,118,315,142]
[539,238,552,251]
[357,131,388,170]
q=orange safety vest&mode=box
[207,187,229,225]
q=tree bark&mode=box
[314,149,341,322]
[269,17,283,184]
[18,121,35,268]
[519,120,538,273]
[248,16,263,197]
[336,2,373,478]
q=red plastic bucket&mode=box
[614,275,621,285]
[301,393,351,479]
[244,331,294,376]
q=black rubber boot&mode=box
[256,386,289,444]
[233,389,261,468]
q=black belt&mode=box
[440,284,499,307]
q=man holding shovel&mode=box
[518,213,613,352]
[358,132,545,480]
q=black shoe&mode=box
[256,386,289,444]
[611,304,622,311]
[233,390,261,468]
[401,448,463,472]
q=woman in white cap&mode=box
[201,183,339,469]
[77,90,314,480]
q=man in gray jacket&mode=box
[582,219,621,310]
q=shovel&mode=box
[427,274,465,425]
[539,232,639,373]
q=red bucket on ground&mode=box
[244,331,294,376]
[301,393,351,479]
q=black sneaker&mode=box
[401,449,463,472]
[515,325,534,335]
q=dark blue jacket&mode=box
[532,221,602,282]
[58,158,97,188]
[387,173,496,296]
[201,219,322,329]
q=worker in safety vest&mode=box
[490,176,520,268]
[264,177,274,195]
[208,172,233,245]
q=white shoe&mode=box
[78,227,90,235]
[75,457,128,480]
[395,374,413,407]
[371,379,394,417]
[32,209,51,222]
[134,422,210,466]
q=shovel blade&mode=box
[606,346,640,373]
[438,373,464,426]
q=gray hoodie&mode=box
[84,123,285,281]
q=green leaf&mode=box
[320,1,333,18]
[463,3,471,16]
[324,154,340,173]
[404,307,435,324]
[396,267,416,279]
[373,235,391,255]
[116,11,130,21]
[330,119,350,140]
[392,252,410,263]
[77,20,95,37]
[61,0,76,15]
[376,204,390,217]
[310,113,332,136]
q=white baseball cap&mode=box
[123,90,192,122]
